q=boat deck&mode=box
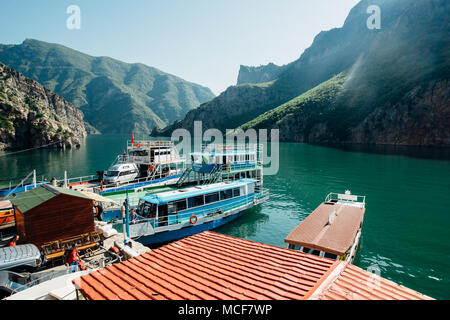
[284,201,365,256]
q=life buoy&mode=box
[190,215,198,224]
[135,143,142,148]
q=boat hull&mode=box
[135,209,247,246]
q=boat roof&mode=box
[141,178,257,204]
[284,201,365,256]
[0,244,41,271]
[73,231,432,300]
[0,200,12,210]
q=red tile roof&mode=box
[316,264,433,300]
[73,231,432,300]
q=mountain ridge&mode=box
[0,39,215,134]
[157,0,449,146]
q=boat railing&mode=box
[325,192,366,207]
[115,153,186,165]
[202,143,262,152]
[130,195,257,230]
[94,170,183,194]
[255,186,270,201]
[8,268,75,295]
[64,174,99,186]
[127,140,174,149]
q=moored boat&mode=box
[118,178,269,245]
[285,191,366,263]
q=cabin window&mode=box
[170,199,187,212]
[140,203,157,218]
[233,188,240,197]
[205,192,219,204]
[131,150,148,157]
[188,195,204,208]
[288,244,295,249]
[324,252,338,260]
[158,205,168,217]
[220,189,233,200]
[245,154,250,161]
[168,202,177,214]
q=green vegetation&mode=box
[0,39,215,133]
[0,114,13,131]
[241,73,347,131]
[162,0,449,146]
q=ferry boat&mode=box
[120,178,269,245]
[101,143,266,221]
[284,191,366,263]
[93,139,186,194]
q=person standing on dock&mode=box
[65,245,85,272]
[7,235,19,247]
[94,202,104,221]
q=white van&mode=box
[103,163,139,185]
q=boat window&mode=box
[139,202,156,218]
[324,252,338,260]
[169,199,187,212]
[188,195,204,208]
[168,202,177,214]
[205,192,219,204]
[245,154,250,161]
[288,244,295,249]
[131,150,148,157]
[158,204,168,217]
[220,189,233,200]
[106,171,119,177]
[233,188,240,197]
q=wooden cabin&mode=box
[11,185,95,248]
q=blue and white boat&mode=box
[121,178,269,245]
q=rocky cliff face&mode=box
[237,63,289,85]
[0,62,87,150]
[161,0,449,147]
[347,80,450,146]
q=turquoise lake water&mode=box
[1,134,449,299]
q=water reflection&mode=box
[324,143,450,161]
[216,206,269,240]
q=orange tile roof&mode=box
[316,264,433,300]
[73,231,432,300]
[284,202,365,256]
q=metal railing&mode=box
[93,171,183,194]
[128,195,257,231]
[325,192,366,207]
[127,140,174,149]
[65,174,98,186]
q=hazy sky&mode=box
[0,0,360,95]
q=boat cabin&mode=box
[285,192,366,262]
[137,179,257,227]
